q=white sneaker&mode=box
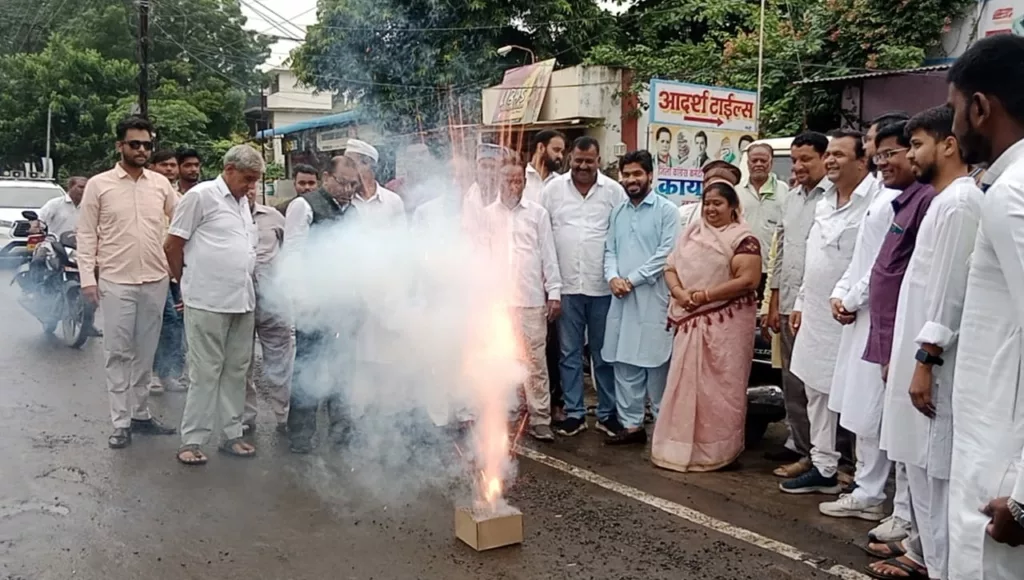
[869,514,911,542]
[819,493,885,521]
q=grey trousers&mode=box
[100,278,169,429]
[779,314,812,456]
[180,307,255,447]
[244,300,294,426]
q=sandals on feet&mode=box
[177,445,208,466]
[862,540,907,559]
[865,557,928,579]
[219,438,256,458]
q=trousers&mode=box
[852,436,891,505]
[806,385,840,477]
[152,284,185,380]
[100,278,168,428]
[180,307,255,446]
[243,298,294,426]
[614,361,669,429]
[512,307,551,427]
[559,294,616,422]
[779,314,811,456]
[288,330,349,442]
[904,464,949,579]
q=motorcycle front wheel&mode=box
[62,287,94,349]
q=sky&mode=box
[240,0,630,68]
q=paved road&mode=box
[0,266,879,580]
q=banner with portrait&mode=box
[648,80,758,205]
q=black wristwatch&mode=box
[915,348,944,366]
[1008,498,1024,528]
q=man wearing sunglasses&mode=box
[282,156,362,453]
[77,115,180,450]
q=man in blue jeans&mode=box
[541,137,627,437]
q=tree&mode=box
[290,0,614,138]
[589,0,974,136]
[0,0,270,174]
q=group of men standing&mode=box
[758,35,1024,580]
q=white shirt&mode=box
[790,174,880,393]
[168,176,257,314]
[38,194,80,238]
[947,139,1024,580]
[738,173,789,271]
[351,182,405,226]
[678,202,700,228]
[523,163,558,205]
[252,203,285,284]
[826,183,899,435]
[881,176,982,478]
[484,196,562,308]
[541,172,627,296]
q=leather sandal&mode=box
[865,557,928,579]
[773,457,811,478]
[176,445,208,466]
[219,438,256,458]
[862,540,907,559]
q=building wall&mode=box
[839,73,949,128]
[937,0,1024,62]
[266,69,333,112]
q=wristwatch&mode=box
[915,348,944,366]
[1009,498,1024,528]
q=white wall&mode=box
[266,69,334,112]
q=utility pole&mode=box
[45,103,52,162]
[260,85,267,204]
[138,0,150,117]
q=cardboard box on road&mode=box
[455,505,523,551]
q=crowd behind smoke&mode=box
[260,158,526,505]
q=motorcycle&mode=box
[12,210,95,348]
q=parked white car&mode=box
[0,178,65,259]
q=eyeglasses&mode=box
[124,140,154,151]
[873,148,908,164]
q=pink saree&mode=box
[650,216,759,473]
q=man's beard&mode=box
[121,152,148,168]
[543,154,561,173]
[915,162,937,186]
[627,183,650,199]
[958,119,991,166]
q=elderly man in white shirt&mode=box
[738,144,788,297]
[345,139,405,225]
[782,131,881,495]
[486,161,562,442]
[164,145,261,465]
[541,136,627,437]
[38,176,86,237]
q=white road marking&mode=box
[516,446,870,580]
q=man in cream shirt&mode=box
[738,143,788,297]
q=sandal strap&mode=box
[880,558,926,578]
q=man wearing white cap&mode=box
[345,139,406,225]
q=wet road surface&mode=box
[0,266,879,580]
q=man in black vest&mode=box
[282,156,362,453]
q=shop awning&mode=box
[792,64,950,87]
[255,109,360,139]
[474,117,600,133]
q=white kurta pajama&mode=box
[827,181,897,505]
[791,175,879,476]
[948,140,1024,580]
[881,176,983,578]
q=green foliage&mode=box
[290,0,613,137]
[0,0,270,175]
[590,0,973,136]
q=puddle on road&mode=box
[0,501,70,520]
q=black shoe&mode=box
[108,428,131,449]
[596,417,624,436]
[553,417,587,437]
[290,437,314,454]
[763,447,803,462]
[605,428,647,446]
[131,417,176,435]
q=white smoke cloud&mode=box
[261,173,526,508]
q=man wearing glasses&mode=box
[282,156,362,453]
[77,115,180,450]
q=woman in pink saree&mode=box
[651,181,763,472]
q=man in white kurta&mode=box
[945,35,1024,578]
[782,133,878,495]
[816,177,897,517]
[874,107,983,580]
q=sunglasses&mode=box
[124,140,154,151]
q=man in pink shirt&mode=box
[77,116,180,449]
